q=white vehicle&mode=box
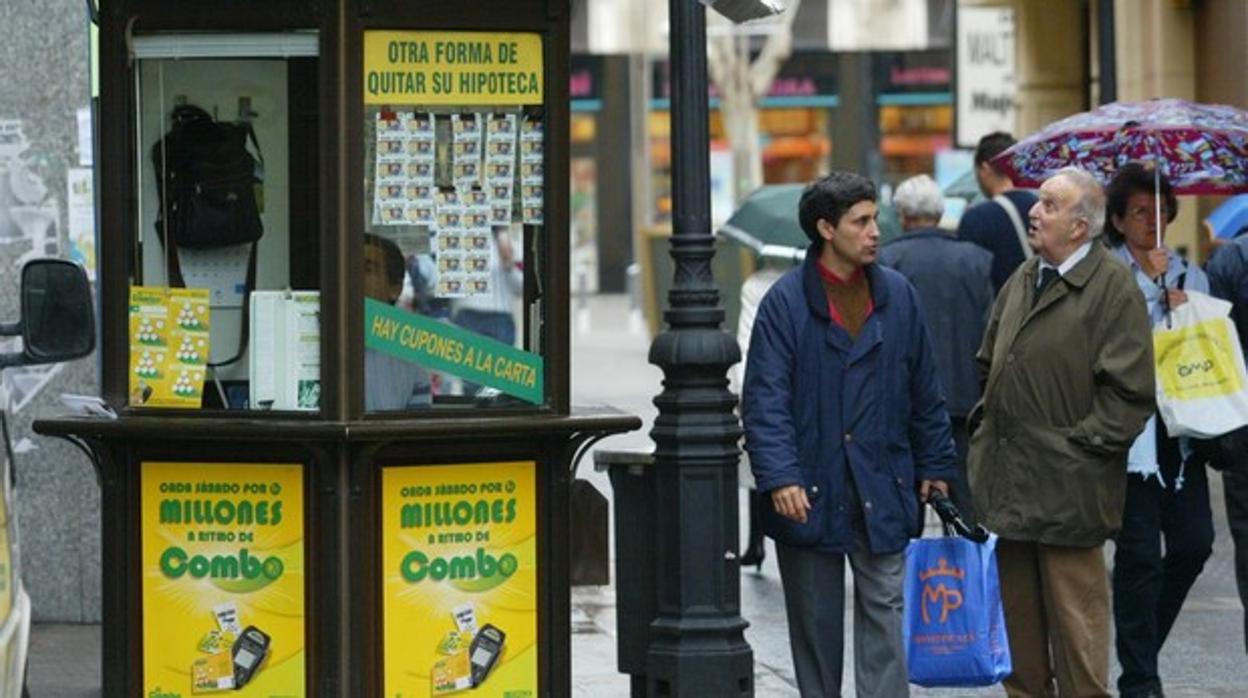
[0,260,95,696]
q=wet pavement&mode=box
[27,294,1248,696]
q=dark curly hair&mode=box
[798,172,877,246]
[1104,161,1178,247]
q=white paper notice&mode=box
[66,168,96,280]
[77,106,94,166]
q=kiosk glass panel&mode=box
[129,34,321,413]
[362,31,548,412]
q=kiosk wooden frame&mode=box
[36,1,637,696]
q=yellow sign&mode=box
[383,462,538,697]
[129,286,210,408]
[364,31,544,105]
[1154,318,1245,400]
[141,462,305,697]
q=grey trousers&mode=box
[776,542,909,698]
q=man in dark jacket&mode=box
[969,167,1154,697]
[742,171,957,697]
[881,174,994,523]
[1206,234,1248,655]
[957,132,1037,293]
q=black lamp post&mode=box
[643,1,779,695]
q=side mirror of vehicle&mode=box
[0,259,95,369]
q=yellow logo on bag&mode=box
[1154,319,1244,400]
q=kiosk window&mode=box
[362,31,547,412]
[129,34,320,412]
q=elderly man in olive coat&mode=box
[968,167,1154,697]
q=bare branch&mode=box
[750,0,802,96]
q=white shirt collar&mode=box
[1039,241,1093,281]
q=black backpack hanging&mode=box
[151,104,265,367]
[152,104,264,249]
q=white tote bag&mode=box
[1154,291,1248,438]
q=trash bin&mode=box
[595,448,657,698]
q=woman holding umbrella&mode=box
[1104,162,1214,698]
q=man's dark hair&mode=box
[364,232,406,288]
[798,172,877,245]
[1104,161,1179,247]
[974,132,1017,169]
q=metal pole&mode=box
[644,0,753,695]
[1097,0,1116,105]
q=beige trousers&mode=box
[997,539,1111,698]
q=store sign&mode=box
[875,50,952,94]
[570,56,602,101]
[141,462,306,697]
[382,462,538,698]
[956,5,1017,147]
[365,298,544,405]
[652,51,839,102]
[364,31,544,106]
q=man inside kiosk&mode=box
[364,233,433,410]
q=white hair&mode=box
[893,174,945,221]
[1054,166,1106,239]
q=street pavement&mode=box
[27,293,1248,696]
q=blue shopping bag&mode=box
[903,533,1012,687]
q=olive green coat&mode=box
[968,242,1155,547]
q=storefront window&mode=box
[361,31,547,412]
[878,102,953,182]
[129,33,321,412]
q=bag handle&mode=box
[162,241,257,369]
[928,491,990,543]
[994,194,1034,262]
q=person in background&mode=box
[742,171,955,697]
[957,132,1037,293]
[733,260,788,571]
[364,233,432,410]
[1103,162,1214,698]
[1205,228,1248,659]
[880,174,994,524]
[968,167,1154,697]
[452,228,524,346]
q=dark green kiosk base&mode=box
[37,408,638,697]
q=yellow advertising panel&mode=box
[141,462,305,697]
[364,31,544,106]
[383,462,538,697]
[129,286,210,408]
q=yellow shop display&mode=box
[129,286,210,408]
[141,462,306,697]
[383,461,538,698]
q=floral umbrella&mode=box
[992,98,1248,195]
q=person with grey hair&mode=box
[881,175,993,524]
[967,167,1155,696]
[892,174,946,226]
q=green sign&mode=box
[365,299,544,405]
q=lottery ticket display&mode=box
[373,111,437,226]
[520,114,543,225]
[485,113,518,225]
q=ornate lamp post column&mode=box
[642,0,775,694]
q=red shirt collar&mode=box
[817,260,864,286]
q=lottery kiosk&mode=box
[35,2,638,696]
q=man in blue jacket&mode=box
[742,171,957,697]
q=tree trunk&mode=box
[705,0,802,206]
